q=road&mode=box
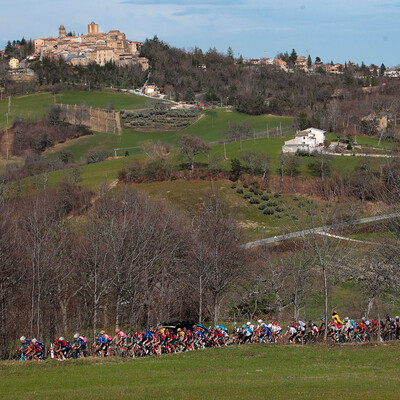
[244,212,400,249]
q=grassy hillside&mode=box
[56,90,158,110]
[45,109,294,162]
[0,90,158,131]
[1,343,400,400]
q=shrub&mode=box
[293,196,299,201]
[86,149,108,164]
[244,193,252,199]
[254,189,263,196]
[249,197,260,204]
[274,192,281,198]
[261,195,270,201]
[267,201,278,207]
[258,203,267,210]
[263,208,275,215]
[231,183,237,189]
[298,201,305,208]
[347,143,353,150]
[243,183,249,188]
[275,206,284,212]
[274,214,282,219]
[236,188,244,194]
[249,187,255,192]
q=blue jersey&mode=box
[96,336,107,344]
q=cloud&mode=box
[173,7,211,16]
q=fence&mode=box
[57,104,121,135]
[209,126,294,146]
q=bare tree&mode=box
[177,135,210,172]
[194,195,244,325]
[286,204,357,340]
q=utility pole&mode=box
[354,124,357,145]
[6,112,9,160]
[224,142,227,160]
[8,96,11,114]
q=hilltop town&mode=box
[33,22,149,70]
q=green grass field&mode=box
[55,90,158,111]
[44,109,294,162]
[0,90,158,131]
[1,343,400,400]
[131,180,330,240]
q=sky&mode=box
[0,0,399,66]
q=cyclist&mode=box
[92,333,108,357]
[72,333,87,358]
[264,323,272,341]
[271,322,282,342]
[113,328,127,348]
[308,321,320,337]
[287,324,297,343]
[332,310,343,326]
[396,316,400,340]
[319,318,326,336]
[27,338,45,360]
[357,320,366,342]
[51,337,71,360]
[17,336,31,361]
[296,320,306,344]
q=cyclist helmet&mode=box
[362,317,366,321]
[344,317,349,321]
[115,328,120,334]
[59,337,65,341]
[74,333,79,339]
[268,324,272,328]
[32,338,37,344]
[396,316,400,320]
[54,337,58,342]
[258,319,263,324]
[20,336,26,342]
[246,322,251,326]
[100,330,105,335]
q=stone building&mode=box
[59,24,66,38]
[34,22,147,70]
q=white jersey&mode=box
[289,326,297,335]
[272,324,281,333]
[298,321,306,331]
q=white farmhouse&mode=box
[282,128,326,154]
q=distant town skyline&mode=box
[0,0,399,66]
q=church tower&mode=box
[88,21,99,35]
[59,24,66,38]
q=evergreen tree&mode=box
[380,63,386,76]
[5,41,13,55]
[184,87,195,103]
[289,49,297,65]
[307,55,312,67]
[227,46,234,59]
